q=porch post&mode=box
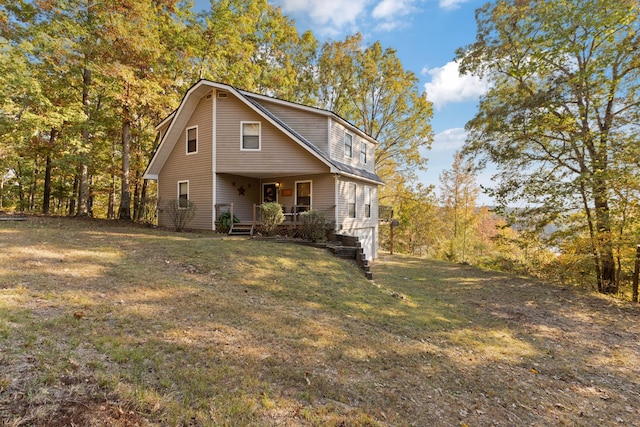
[253,204,257,228]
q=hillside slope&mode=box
[1,217,639,426]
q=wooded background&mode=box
[1,0,639,297]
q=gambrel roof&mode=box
[144,80,383,185]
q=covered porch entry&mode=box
[214,173,336,235]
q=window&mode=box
[360,142,367,164]
[186,127,197,154]
[296,181,311,212]
[178,181,189,208]
[241,122,260,150]
[364,186,371,218]
[344,132,353,158]
[348,182,356,218]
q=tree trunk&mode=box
[118,109,131,220]
[77,66,91,217]
[29,158,38,211]
[133,169,142,221]
[69,175,78,216]
[43,128,57,214]
[107,174,116,219]
[594,183,617,294]
[16,161,25,212]
[43,154,52,214]
[632,245,639,303]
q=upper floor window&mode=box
[186,127,197,154]
[178,181,189,208]
[348,182,356,218]
[360,142,367,164]
[364,186,371,218]
[344,132,353,158]
[241,122,261,150]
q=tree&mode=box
[0,1,86,215]
[439,152,480,263]
[316,34,433,180]
[393,183,442,257]
[193,0,318,102]
[457,0,640,293]
[93,0,186,220]
[315,35,434,249]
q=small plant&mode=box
[300,209,327,242]
[166,199,196,231]
[139,195,158,226]
[217,211,240,233]
[260,202,285,236]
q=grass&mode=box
[1,216,639,426]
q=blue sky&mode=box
[197,0,492,203]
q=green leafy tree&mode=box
[194,0,317,102]
[94,0,187,220]
[395,183,442,257]
[457,0,640,293]
[317,34,433,180]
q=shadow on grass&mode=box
[1,218,640,426]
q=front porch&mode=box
[215,203,336,237]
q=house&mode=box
[143,80,384,260]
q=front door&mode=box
[263,183,277,203]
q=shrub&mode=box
[300,209,327,242]
[166,199,196,231]
[260,202,284,235]
[217,211,239,233]
[139,195,158,226]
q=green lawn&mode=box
[1,216,639,426]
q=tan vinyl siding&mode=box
[336,177,379,260]
[215,174,260,222]
[271,174,335,211]
[250,98,329,154]
[216,96,329,175]
[158,93,213,229]
[336,177,379,228]
[329,119,376,174]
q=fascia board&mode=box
[240,90,378,145]
[144,81,217,178]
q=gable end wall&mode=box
[157,93,213,229]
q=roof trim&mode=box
[240,89,379,145]
[144,80,383,185]
[155,111,176,131]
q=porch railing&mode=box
[215,203,336,236]
[252,204,336,228]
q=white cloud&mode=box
[371,0,419,32]
[423,60,490,109]
[372,0,415,19]
[276,0,368,29]
[432,128,467,152]
[438,0,471,11]
[275,0,424,35]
